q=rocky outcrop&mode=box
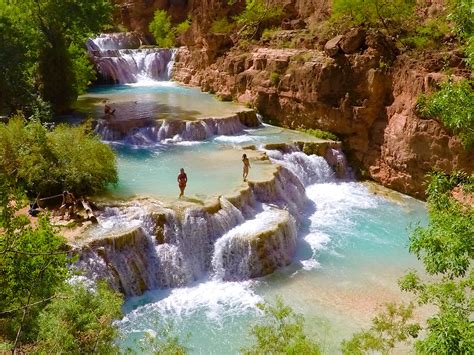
[111,0,473,198]
[173,29,473,198]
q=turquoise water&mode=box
[108,126,323,200]
[76,82,246,121]
[79,83,428,353]
[118,182,426,354]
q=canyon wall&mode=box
[112,0,473,198]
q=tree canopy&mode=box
[0,0,113,115]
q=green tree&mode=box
[234,0,284,39]
[36,281,123,354]
[331,0,416,35]
[341,303,420,354]
[417,79,474,147]
[342,172,474,354]
[242,297,321,354]
[0,14,34,114]
[0,178,68,347]
[149,10,176,48]
[0,0,113,114]
[0,116,117,197]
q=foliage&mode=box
[0,14,34,114]
[0,0,113,114]
[0,178,68,345]
[404,18,450,50]
[211,17,236,34]
[466,36,474,70]
[331,0,416,35]
[176,15,192,35]
[149,10,176,48]
[233,0,284,39]
[297,128,339,141]
[241,297,321,354]
[447,0,473,40]
[416,79,474,147]
[269,72,280,85]
[36,281,123,354]
[343,172,474,354]
[0,116,117,197]
[341,303,420,354]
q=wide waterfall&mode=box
[75,150,333,296]
[87,33,176,84]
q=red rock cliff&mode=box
[114,0,474,198]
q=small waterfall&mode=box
[211,205,297,281]
[87,33,176,84]
[266,150,336,186]
[94,114,250,145]
[76,148,346,296]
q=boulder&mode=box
[324,35,343,57]
[340,28,366,54]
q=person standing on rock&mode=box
[242,154,250,181]
[177,168,188,198]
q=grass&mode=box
[297,128,339,141]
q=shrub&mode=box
[269,71,280,85]
[176,15,191,35]
[233,0,284,38]
[416,79,474,147]
[149,10,175,48]
[36,281,123,354]
[211,17,235,34]
[331,0,416,35]
[297,128,339,141]
[404,18,450,49]
[0,116,118,196]
[241,298,321,354]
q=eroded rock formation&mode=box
[111,0,473,198]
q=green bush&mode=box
[176,15,192,35]
[297,128,339,141]
[241,297,321,354]
[36,281,123,354]
[211,17,236,34]
[0,181,68,343]
[0,116,118,196]
[233,0,284,38]
[149,10,176,48]
[404,18,450,49]
[269,71,280,85]
[331,0,416,35]
[416,79,474,147]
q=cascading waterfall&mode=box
[87,33,176,84]
[76,148,335,296]
[94,115,248,145]
[265,150,336,186]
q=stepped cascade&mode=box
[75,150,336,296]
[71,29,427,352]
[87,33,176,84]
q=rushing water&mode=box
[117,180,425,354]
[77,77,427,354]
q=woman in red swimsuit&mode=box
[177,168,188,198]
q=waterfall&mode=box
[75,154,314,296]
[94,114,250,145]
[265,150,336,186]
[87,33,176,84]
[211,205,297,281]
